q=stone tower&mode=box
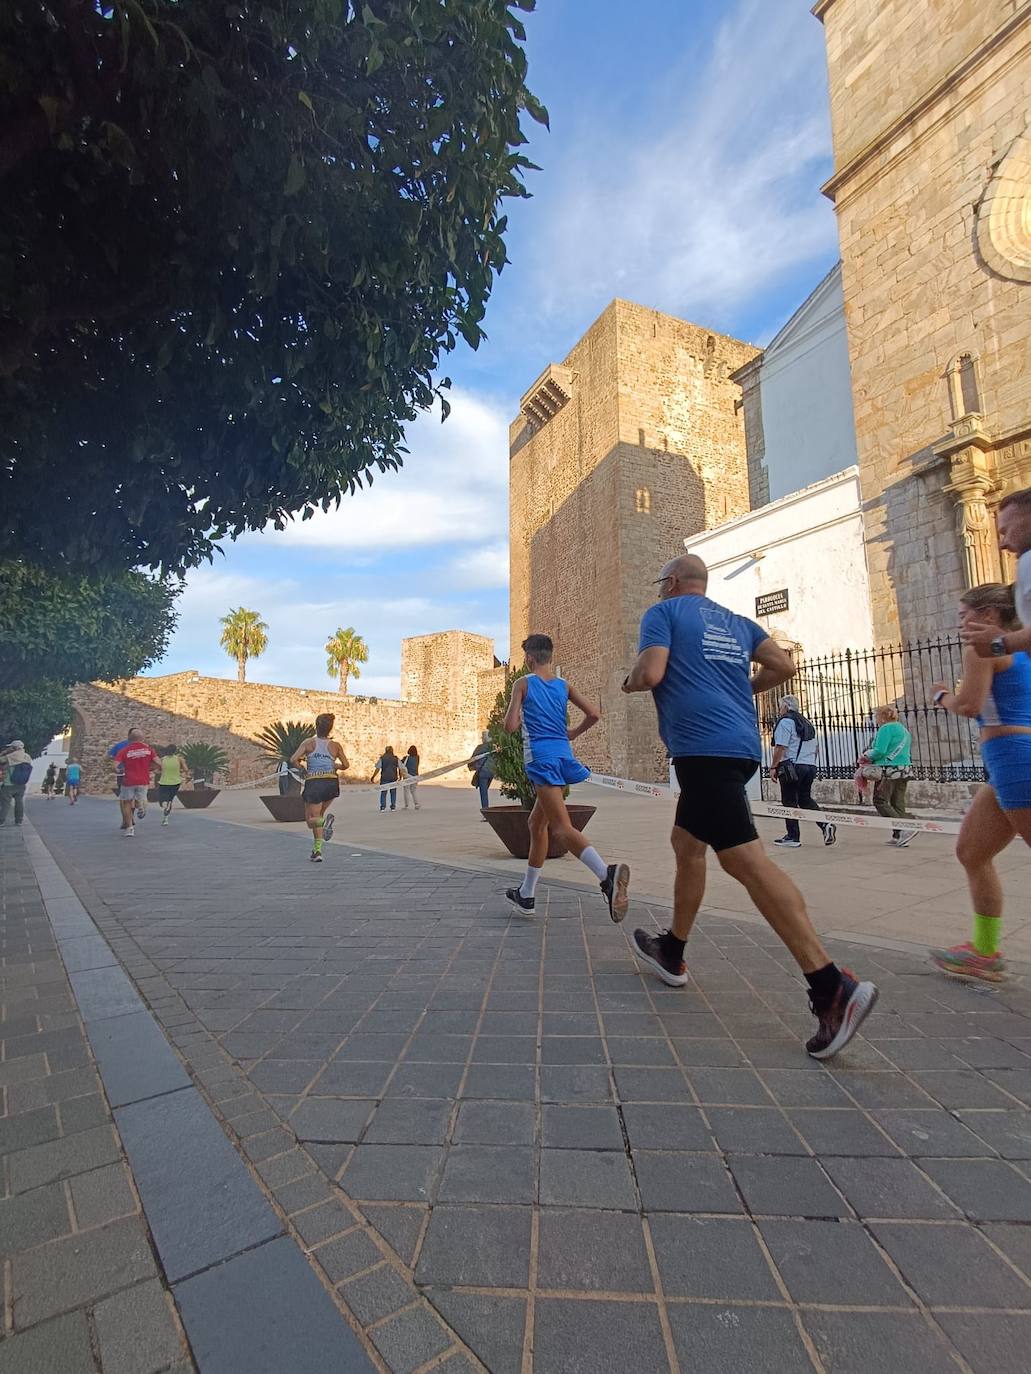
[816,0,1031,643]
[509,299,757,780]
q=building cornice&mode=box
[821,4,1031,201]
[811,0,836,21]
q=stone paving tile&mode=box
[24,803,1031,1373]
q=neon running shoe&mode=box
[931,942,1006,984]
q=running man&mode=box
[291,713,349,862]
[622,554,877,1060]
[503,634,630,920]
[930,582,1031,982]
[156,745,188,825]
[65,759,81,804]
[113,730,160,836]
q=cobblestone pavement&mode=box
[22,798,1031,1373]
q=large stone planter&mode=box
[177,789,219,809]
[259,794,307,822]
[481,804,596,860]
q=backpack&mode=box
[786,710,816,743]
[10,762,32,785]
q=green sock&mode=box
[312,822,323,854]
[971,913,1001,957]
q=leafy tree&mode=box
[180,741,230,787]
[254,719,315,793]
[485,667,536,810]
[0,562,178,693]
[1,0,546,573]
[0,681,71,759]
[219,607,269,683]
[325,628,368,694]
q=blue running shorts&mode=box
[525,755,591,789]
[981,735,1031,811]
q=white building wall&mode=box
[687,467,874,659]
[759,264,859,501]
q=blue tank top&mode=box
[522,675,571,763]
[978,652,1031,728]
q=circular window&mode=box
[977,128,1031,283]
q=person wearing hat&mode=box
[771,695,836,848]
[0,741,33,826]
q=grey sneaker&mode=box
[774,836,801,849]
[600,863,630,923]
[895,830,917,848]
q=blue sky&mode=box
[156,0,840,695]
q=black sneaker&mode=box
[600,863,630,923]
[806,968,878,1059]
[823,824,837,846]
[323,812,335,842]
[630,928,688,988]
[310,849,323,863]
[505,887,535,913]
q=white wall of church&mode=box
[760,265,859,501]
[686,467,874,658]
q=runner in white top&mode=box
[291,713,349,863]
[962,489,1031,656]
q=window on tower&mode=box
[635,487,651,514]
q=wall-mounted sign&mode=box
[755,589,789,616]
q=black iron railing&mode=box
[756,639,986,783]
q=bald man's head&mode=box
[656,554,708,600]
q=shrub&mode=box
[180,741,230,786]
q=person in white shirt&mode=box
[771,695,836,848]
[962,488,1031,657]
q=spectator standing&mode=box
[470,731,494,813]
[401,745,421,810]
[0,741,33,826]
[771,695,836,848]
[866,706,915,847]
[372,745,401,812]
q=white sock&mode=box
[520,866,543,898]
[580,846,609,881]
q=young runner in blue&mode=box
[503,635,630,920]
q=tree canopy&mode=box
[219,607,269,682]
[325,626,368,693]
[0,0,545,573]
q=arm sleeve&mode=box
[638,603,671,652]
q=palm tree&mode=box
[219,608,269,683]
[325,627,368,694]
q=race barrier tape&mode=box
[222,753,481,796]
[584,771,962,835]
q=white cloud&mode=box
[267,387,509,551]
[526,0,838,328]
[445,543,510,590]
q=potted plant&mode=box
[177,742,229,808]
[480,670,596,860]
[254,720,314,821]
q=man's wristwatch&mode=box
[990,635,1007,657]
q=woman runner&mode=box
[292,714,349,862]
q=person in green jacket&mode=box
[868,706,915,846]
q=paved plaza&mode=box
[4,792,1031,1372]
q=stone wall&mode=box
[817,0,1031,643]
[510,299,757,780]
[70,631,497,793]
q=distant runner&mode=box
[113,730,159,837]
[65,760,81,804]
[291,714,349,862]
[156,745,188,826]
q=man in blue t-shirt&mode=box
[622,554,877,1061]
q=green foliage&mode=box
[0,1,546,573]
[180,741,230,785]
[485,667,536,810]
[325,628,369,693]
[0,682,71,758]
[219,607,269,682]
[254,719,315,766]
[0,561,179,692]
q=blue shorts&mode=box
[525,754,591,789]
[981,735,1031,811]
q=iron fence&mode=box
[755,638,986,783]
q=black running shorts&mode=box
[302,778,340,805]
[673,756,760,851]
[157,784,180,804]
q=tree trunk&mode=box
[339,664,348,694]
[238,655,246,683]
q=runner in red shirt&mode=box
[113,730,159,837]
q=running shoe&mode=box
[323,812,335,842]
[930,942,1006,984]
[161,816,169,827]
[135,806,146,821]
[505,888,535,913]
[823,824,837,846]
[310,849,323,863]
[601,863,630,923]
[123,826,135,838]
[630,929,688,988]
[806,968,879,1060]
[774,836,801,848]
[895,830,917,847]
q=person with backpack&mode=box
[771,695,836,848]
[0,741,33,826]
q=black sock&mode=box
[805,963,842,1003]
[662,931,687,962]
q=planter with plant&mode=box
[177,741,229,807]
[254,720,315,821]
[481,669,596,860]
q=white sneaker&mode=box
[161,816,169,826]
[895,830,917,848]
[124,826,135,837]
